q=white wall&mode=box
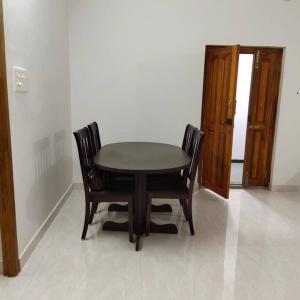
[68,0,300,188]
[3,0,73,256]
[232,54,253,160]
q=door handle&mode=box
[225,119,233,126]
[249,124,260,129]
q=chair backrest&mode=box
[184,129,204,189]
[73,127,94,192]
[87,122,101,156]
[182,124,197,155]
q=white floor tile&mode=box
[1,188,300,300]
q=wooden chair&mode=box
[87,121,133,182]
[149,124,196,178]
[146,129,204,236]
[182,124,197,153]
[87,122,107,195]
[73,127,134,242]
[87,122,101,156]
[147,124,197,207]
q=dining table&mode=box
[94,142,191,250]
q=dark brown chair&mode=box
[182,124,197,153]
[147,124,197,205]
[149,124,196,178]
[73,127,134,242]
[87,121,133,183]
[87,122,107,193]
[145,129,204,236]
[87,122,101,156]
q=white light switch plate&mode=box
[13,66,27,93]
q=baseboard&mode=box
[73,182,83,190]
[0,259,3,274]
[269,185,300,192]
[19,183,74,269]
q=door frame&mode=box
[0,0,20,277]
[240,46,283,187]
[198,45,284,192]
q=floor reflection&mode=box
[222,193,241,300]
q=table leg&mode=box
[135,235,141,251]
[134,173,146,251]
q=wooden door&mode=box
[243,48,283,186]
[0,0,20,276]
[199,45,240,198]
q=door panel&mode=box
[243,48,283,186]
[200,45,239,198]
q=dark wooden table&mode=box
[94,142,190,250]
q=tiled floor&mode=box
[1,188,300,300]
[230,163,244,184]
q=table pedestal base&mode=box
[108,203,173,213]
[102,220,178,251]
[103,173,177,251]
[102,221,129,232]
[102,220,178,234]
[149,221,178,234]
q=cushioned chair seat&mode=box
[89,168,133,193]
[88,168,105,191]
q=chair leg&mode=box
[89,202,99,224]
[180,198,189,221]
[187,197,195,235]
[81,201,90,240]
[128,200,134,243]
[145,196,152,236]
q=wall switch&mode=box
[13,66,27,93]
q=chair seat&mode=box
[88,168,105,191]
[92,179,133,193]
[89,168,133,193]
[93,168,133,186]
[147,174,188,196]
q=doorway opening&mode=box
[230,54,253,185]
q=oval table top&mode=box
[94,142,190,174]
